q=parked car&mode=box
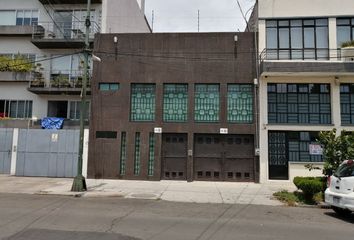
[325,160,354,216]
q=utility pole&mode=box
[71,0,91,192]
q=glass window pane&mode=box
[337,26,351,47]
[290,20,302,27]
[304,28,315,48]
[163,84,188,122]
[291,27,303,48]
[266,20,277,27]
[316,27,328,48]
[0,10,16,25]
[337,19,350,25]
[99,83,110,91]
[316,19,328,26]
[9,101,17,118]
[279,28,289,48]
[16,101,25,118]
[278,20,289,27]
[227,84,253,123]
[194,84,219,122]
[304,20,315,26]
[131,84,156,121]
[110,83,119,90]
[266,28,278,49]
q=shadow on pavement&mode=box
[324,211,354,224]
[5,229,141,240]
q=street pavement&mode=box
[0,175,297,205]
[0,193,353,240]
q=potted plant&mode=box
[0,54,32,81]
[51,74,70,88]
[340,40,354,61]
[31,63,45,87]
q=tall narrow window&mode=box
[194,84,220,122]
[337,18,354,47]
[134,132,141,176]
[227,84,253,123]
[120,132,127,175]
[148,133,155,176]
[163,84,188,122]
[340,84,354,125]
[131,84,156,121]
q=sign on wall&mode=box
[309,144,323,155]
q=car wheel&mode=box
[332,206,352,217]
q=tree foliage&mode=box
[0,54,32,72]
[317,129,354,176]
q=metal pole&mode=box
[71,0,91,192]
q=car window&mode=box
[335,162,354,178]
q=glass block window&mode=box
[0,100,32,119]
[288,132,323,162]
[99,83,119,91]
[131,84,156,121]
[148,133,155,176]
[194,84,220,122]
[268,83,331,124]
[340,84,354,124]
[134,132,141,176]
[227,84,253,123]
[163,84,188,122]
[120,132,127,175]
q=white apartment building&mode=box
[258,0,354,182]
[0,0,149,128]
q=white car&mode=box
[325,160,354,216]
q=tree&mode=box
[317,129,354,176]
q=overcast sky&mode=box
[145,0,256,32]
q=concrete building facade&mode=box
[258,0,354,182]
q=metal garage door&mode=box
[162,134,187,180]
[16,129,79,177]
[0,129,13,174]
[194,134,255,182]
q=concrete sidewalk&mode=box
[0,175,296,206]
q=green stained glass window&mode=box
[148,132,155,176]
[99,83,119,91]
[163,84,188,122]
[134,132,141,176]
[119,132,127,175]
[131,84,156,121]
[194,84,220,122]
[228,84,253,123]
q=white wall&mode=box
[102,0,150,33]
[259,0,354,19]
[259,75,354,183]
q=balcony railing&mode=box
[32,21,100,41]
[0,71,33,82]
[260,48,354,61]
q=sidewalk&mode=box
[0,175,296,206]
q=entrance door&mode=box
[162,134,187,180]
[268,132,289,180]
[0,129,13,174]
[194,134,255,182]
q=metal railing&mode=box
[260,48,354,62]
[29,70,91,89]
[32,21,100,41]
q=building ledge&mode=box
[38,0,102,4]
[0,25,32,36]
[27,86,91,95]
[0,72,33,82]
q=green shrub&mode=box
[341,40,354,48]
[293,177,324,202]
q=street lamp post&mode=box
[71,0,91,192]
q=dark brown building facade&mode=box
[88,32,258,182]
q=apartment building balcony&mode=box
[260,48,354,76]
[38,0,102,4]
[0,25,33,36]
[31,21,100,49]
[0,71,33,82]
[28,70,91,95]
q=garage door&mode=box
[162,134,187,180]
[194,134,254,182]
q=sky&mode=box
[145,0,256,33]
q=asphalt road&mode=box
[0,193,353,240]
